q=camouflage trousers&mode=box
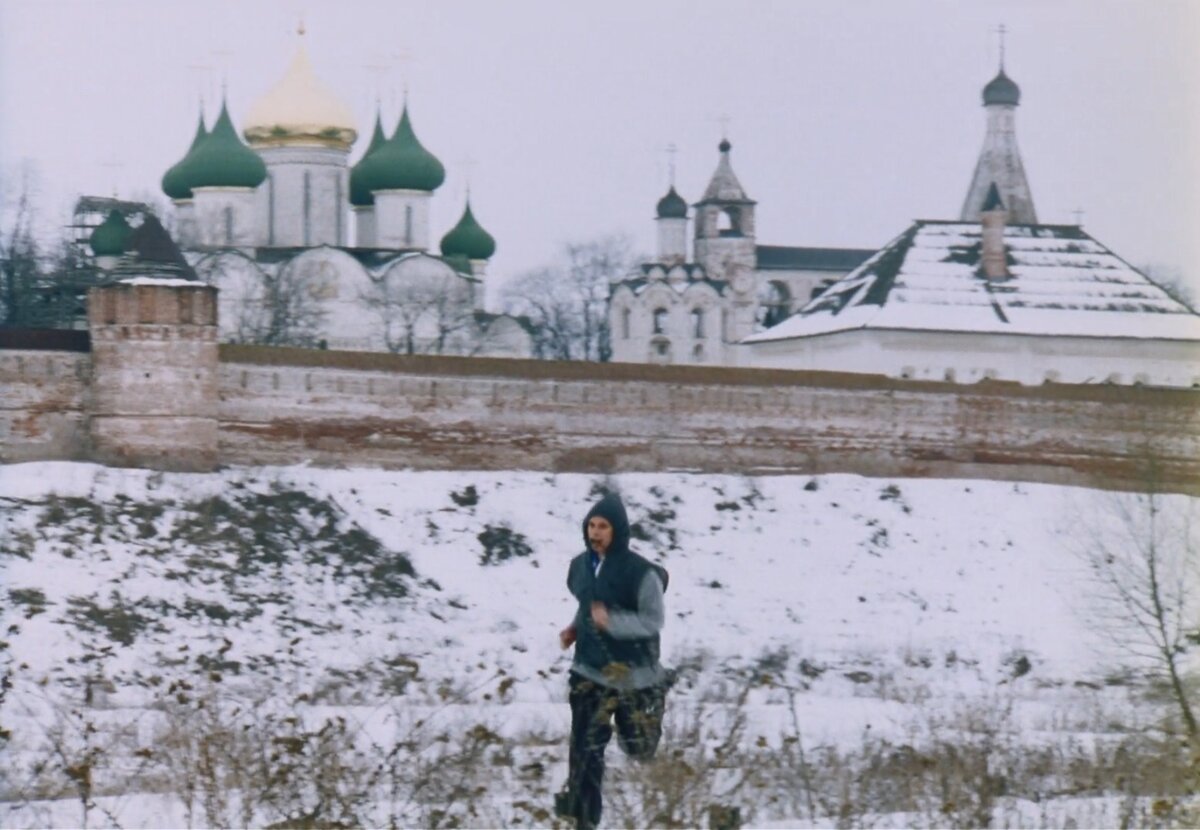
[559,671,666,828]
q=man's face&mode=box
[587,516,614,555]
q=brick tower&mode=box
[87,281,218,471]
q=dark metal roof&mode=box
[983,70,1021,106]
[252,246,420,268]
[756,245,877,272]
[113,215,198,280]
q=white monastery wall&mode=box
[746,328,1200,388]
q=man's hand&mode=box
[590,601,609,631]
[559,624,577,650]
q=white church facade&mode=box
[608,140,874,366]
[148,39,532,358]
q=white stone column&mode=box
[192,188,260,247]
[374,189,432,250]
[656,217,687,263]
[354,206,376,247]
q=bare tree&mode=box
[0,163,47,325]
[0,170,108,329]
[1079,465,1199,742]
[195,256,326,348]
[502,234,635,361]
[361,271,475,356]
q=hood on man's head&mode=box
[581,492,631,554]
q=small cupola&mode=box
[982,69,1021,107]
[440,200,496,260]
[186,101,267,189]
[349,110,389,207]
[656,186,688,219]
[161,111,208,200]
[367,104,446,193]
[89,209,132,258]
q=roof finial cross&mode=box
[100,159,124,199]
[994,23,1007,70]
[392,49,413,106]
[186,62,213,117]
[1072,206,1085,227]
[716,114,731,140]
[212,49,233,100]
[665,142,678,187]
[459,154,477,201]
[364,57,389,113]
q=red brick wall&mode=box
[215,346,1200,494]
[0,350,90,463]
[2,342,1195,492]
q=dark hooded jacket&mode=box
[567,494,669,687]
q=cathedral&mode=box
[125,37,533,357]
[611,60,1200,388]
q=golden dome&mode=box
[243,45,358,150]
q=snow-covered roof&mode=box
[116,276,204,287]
[746,221,1200,343]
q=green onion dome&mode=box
[440,201,496,260]
[162,112,208,200]
[982,69,1020,106]
[89,210,132,257]
[185,101,267,189]
[349,111,388,207]
[656,185,688,219]
[365,105,446,194]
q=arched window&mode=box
[758,280,791,328]
[404,205,414,246]
[717,207,742,237]
[621,307,631,340]
[691,308,705,338]
[653,307,668,335]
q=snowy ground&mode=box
[0,462,1195,828]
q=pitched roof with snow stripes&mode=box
[745,220,1200,343]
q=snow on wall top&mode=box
[745,221,1200,343]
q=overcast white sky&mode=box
[1,0,1197,298]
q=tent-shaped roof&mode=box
[745,220,1200,343]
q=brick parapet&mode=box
[88,282,217,328]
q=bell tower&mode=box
[960,31,1037,224]
[693,138,757,276]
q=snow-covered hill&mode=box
[0,463,1194,828]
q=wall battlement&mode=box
[2,285,1197,492]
